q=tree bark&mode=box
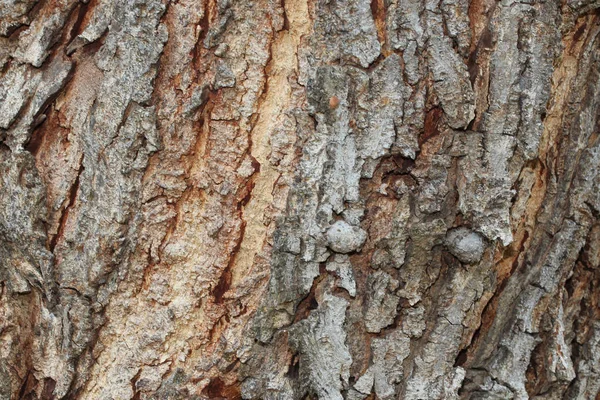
[1,0,600,398]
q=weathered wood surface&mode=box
[1,0,599,398]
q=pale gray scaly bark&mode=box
[0,0,599,399]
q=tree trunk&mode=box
[1,0,600,398]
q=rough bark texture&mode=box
[1,0,600,399]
